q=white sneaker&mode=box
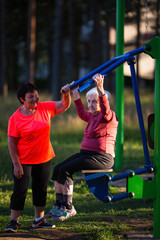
[52,206,77,221]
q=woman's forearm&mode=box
[8,137,20,166]
[55,92,71,114]
[8,136,24,178]
[62,91,71,110]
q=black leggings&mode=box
[10,161,51,210]
[52,150,114,185]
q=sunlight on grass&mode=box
[52,115,86,133]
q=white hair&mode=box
[86,87,111,101]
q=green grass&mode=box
[0,89,155,239]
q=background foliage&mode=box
[0,0,159,97]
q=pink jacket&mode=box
[74,94,118,157]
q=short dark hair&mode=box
[17,82,37,104]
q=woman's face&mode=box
[22,90,39,109]
[87,94,100,115]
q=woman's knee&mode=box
[58,166,73,184]
[52,164,61,180]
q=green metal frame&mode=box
[115,0,160,236]
[115,0,125,169]
[126,37,160,238]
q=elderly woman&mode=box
[5,82,71,232]
[45,73,118,221]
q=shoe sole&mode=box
[44,209,60,219]
[5,228,17,233]
[44,213,55,219]
[52,210,77,222]
[32,224,55,229]
[44,211,59,218]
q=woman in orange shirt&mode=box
[5,82,71,232]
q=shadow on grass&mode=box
[0,226,85,240]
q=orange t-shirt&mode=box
[8,101,56,164]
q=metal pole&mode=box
[153,48,160,238]
[71,46,145,93]
[115,0,125,169]
[128,59,151,166]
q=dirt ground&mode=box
[0,217,156,240]
[0,228,83,240]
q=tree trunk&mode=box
[90,0,102,69]
[102,19,112,91]
[51,0,63,100]
[47,0,53,91]
[27,0,36,84]
[67,0,74,83]
[0,0,6,96]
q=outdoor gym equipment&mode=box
[74,37,160,237]
[73,39,154,203]
[71,38,156,203]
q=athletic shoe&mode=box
[44,204,60,218]
[32,217,55,229]
[52,206,77,221]
[5,220,19,232]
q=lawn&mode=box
[0,88,155,239]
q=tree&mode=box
[66,0,74,83]
[46,0,54,90]
[51,0,64,100]
[27,0,36,84]
[0,0,6,96]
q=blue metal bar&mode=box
[109,170,131,182]
[128,58,151,166]
[79,54,131,92]
[85,172,107,181]
[71,46,146,92]
[109,167,151,182]
[134,167,150,175]
[125,46,145,58]
[106,192,129,202]
[70,55,123,90]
